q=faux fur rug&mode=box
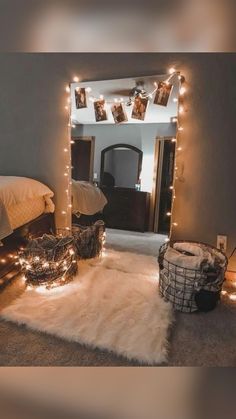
[1,250,173,364]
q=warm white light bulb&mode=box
[168,67,176,75]
[65,85,70,93]
[166,212,171,216]
[171,138,177,143]
[179,87,186,96]
[73,76,79,82]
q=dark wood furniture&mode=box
[0,213,55,290]
[101,187,150,232]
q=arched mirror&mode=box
[100,144,143,189]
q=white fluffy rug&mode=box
[1,250,173,364]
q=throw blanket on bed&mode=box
[72,180,107,216]
[0,176,55,242]
[0,198,12,241]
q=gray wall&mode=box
[0,53,235,268]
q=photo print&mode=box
[111,103,128,124]
[75,87,87,109]
[94,99,108,122]
[131,96,148,121]
[154,82,173,107]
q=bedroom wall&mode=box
[0,54,235,268]
[73,123,175,192]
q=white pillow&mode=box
[0,176,54,209]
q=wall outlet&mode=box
[217,235,227,253]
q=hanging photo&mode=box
[131,96,148,121]
[154,82,173,107]
[111,103,128,124]
[75,87,87,109]
[94,100,108,122]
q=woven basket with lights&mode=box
[19,234,78,289]
[72,220,105,260]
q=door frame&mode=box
[72,136,95,182]
[153,136,173,233]
[149,136,175,233]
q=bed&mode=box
[0,176,55,243]
[72,179,107,216]
[72,180,107,226]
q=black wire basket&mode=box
[158,240,228,313]
[19,233,78,289]
[72,220,105,260]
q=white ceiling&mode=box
[70,74,179,125]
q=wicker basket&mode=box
[72,220,105,259]
[158,240,228,313]
[19,234,78,288]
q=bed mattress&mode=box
[7,197,46,230]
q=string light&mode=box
[65,71,186,244]
[168,67,176,75]
[166,68,187,240]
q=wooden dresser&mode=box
[101,187,150,232]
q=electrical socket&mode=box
[217,235,227,253]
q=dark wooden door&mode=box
[72,140,92,181]
[157,140,176,234]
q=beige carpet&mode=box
[0,249,173,365]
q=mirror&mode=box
[100,144,143,189]
[70,74,179,237]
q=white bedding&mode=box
[7,197,46,230]
[0,176,55,241]
[72,180,107,216]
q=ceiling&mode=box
[70,74,179,125]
